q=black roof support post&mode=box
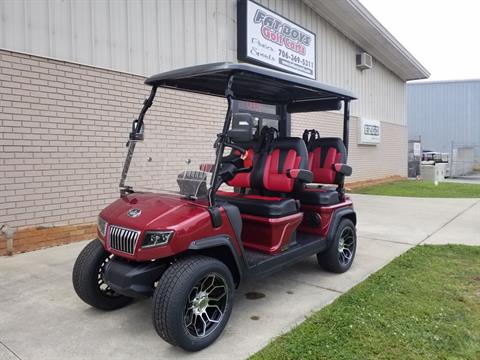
[337,99,351,201]
[343,100,350,155]
[278,104,291,137]
[208,75,235,209]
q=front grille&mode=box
[109,225,140,255]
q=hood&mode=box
[99,192,209,231]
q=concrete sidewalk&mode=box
[1,195,479,360]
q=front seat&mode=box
[217,137,311,218]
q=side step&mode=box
[243,232,328,278]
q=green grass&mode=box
[251,245,480,360]
[352,180,480,198]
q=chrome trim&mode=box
[108,225,141,255]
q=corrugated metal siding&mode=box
[0,0,405,125]
[407,81,480,152]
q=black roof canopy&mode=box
[145,62,356,111]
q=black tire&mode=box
[317,218,357,273]
[152,255,234,352]
[72,239,133,310]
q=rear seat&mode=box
[217,135,310,218]
[295,136,349,206]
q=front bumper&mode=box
[103,257,167,298]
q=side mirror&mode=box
[227,113,253,143]
[129,119,144,141]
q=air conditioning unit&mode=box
[356,52,373,70]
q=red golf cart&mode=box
[72,62,357,351]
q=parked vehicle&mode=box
[72,62,357,351]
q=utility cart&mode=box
[72,62,357,351]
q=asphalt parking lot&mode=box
[1,194,479,360]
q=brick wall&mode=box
[0,49,406,254]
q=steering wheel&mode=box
[218,143,252,183]
[224,142,246,155]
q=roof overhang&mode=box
[302,0,430,81]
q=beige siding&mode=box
[0,0,405,126]
[0,50,406,230]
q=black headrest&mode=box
[229,113,254,143]
[232,113,253,129]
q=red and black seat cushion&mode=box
[308,137,347,185]
[217,137,309,217]
[296,137,347,206]
[216,191,299,218]
[262,137,309,193]
[226,147,256,188]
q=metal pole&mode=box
[343,100,350,154]
[119,86,157,191]
[450,140,454,178]
[208,75,235,207]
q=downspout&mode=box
[1,224,14,256]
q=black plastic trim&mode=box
[208,206,223,228]
[188,235,246,280]
[244,233,328,278]
[103,258,167,298]
[325,207,357,245]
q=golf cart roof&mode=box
[145,62,356,109]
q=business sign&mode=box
[358,118,381,145]
[413,142,421,157]
[237,0,316,79]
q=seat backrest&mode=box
[226,145,256,188]
[226,125,278,189]
[308,137,347,185]
[261,137,309,193]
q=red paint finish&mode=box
[241,212,303,254]
[98,193,239,262]
[298,198,353,236]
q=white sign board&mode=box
[238,0,316,79]
[358,119,381,145]
[413,142,421,157]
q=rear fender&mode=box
[326,207,357,245]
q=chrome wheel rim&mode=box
[338,227,355,265]
[184,273,228,338]
[97,255,121,298]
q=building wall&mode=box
[1,49,406,239]
[0,0,406,126]
[407,80,480,152]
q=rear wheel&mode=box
[72,239,133,310]
[317,218,356,273]
[152,255,234,351]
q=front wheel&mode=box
[72,239,133,310]
[152,256,234,351]
[317,218,357,273]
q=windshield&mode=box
[124,141,214,199]
[120,90,222,199]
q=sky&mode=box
[360,0,480,81]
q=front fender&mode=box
[189,235,245,285]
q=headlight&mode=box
[142,231,174,248]
[97,216,108,237]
